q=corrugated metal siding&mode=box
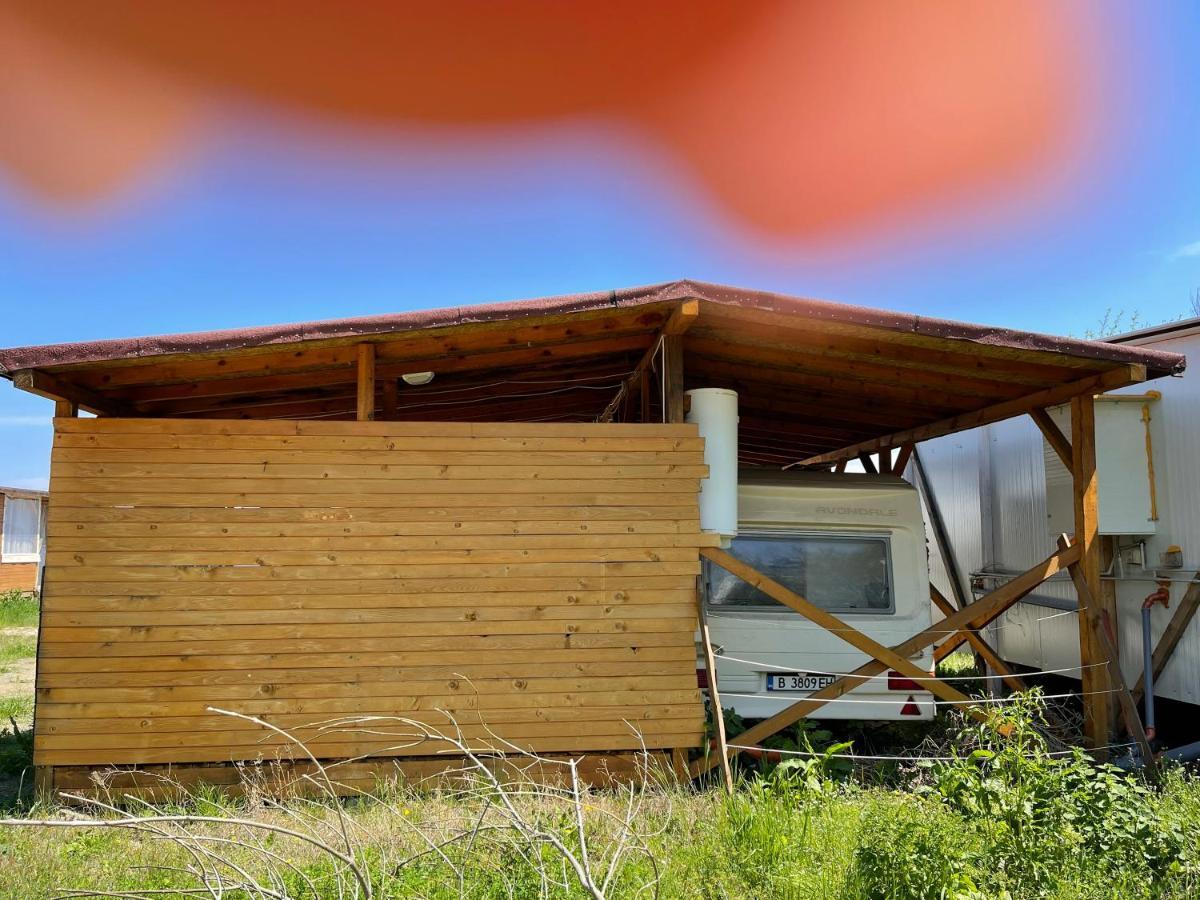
[1115,330,1200,704]
[923,331,1200,705]
[919,432,985,601]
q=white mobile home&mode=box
[0,486,48,594]
[920,317,1200,709]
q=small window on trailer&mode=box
[1,497,44,564]
[704,531,895,614]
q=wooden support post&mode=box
[833,459,847,474]
[696,591,734,793]
[1100,535,1119,661]
[356,343,376,422]
[664,334,685,423]
[1133,576,1200,702]
[33,766,53,801]
[1071,394,1113,749]
[54,399,78,418]
[930,586,1027,692]
[857,452,878,474]
[1060,536,1157,778]
[380,378,398,421]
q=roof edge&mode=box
[0,279,1185,378]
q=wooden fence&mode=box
[34,418,710,771]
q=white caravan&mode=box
[700,470,936,721]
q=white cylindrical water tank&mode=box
[685,388,738,542]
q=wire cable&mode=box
[718,688,1119,707]
[723,742,1137,763]
[712,652,1108,681]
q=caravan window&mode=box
[706,533,894,613]
[1,497,43,564]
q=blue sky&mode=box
[2,6,1199,490]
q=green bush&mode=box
[851,797,984,900]
[847,691,1199,898]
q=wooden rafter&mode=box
[598,300,698,424]
[12,369,130,417]
[792,364,1147,468]
[692,304,1111,380]
[685,335,1030,401]
[692,542,1079,777]
[687,351,983,414]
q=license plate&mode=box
[766,672,837,692]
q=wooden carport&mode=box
[0,280,1184,789]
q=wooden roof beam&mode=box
[693,311,1088,387]
[790,364,1147,468]
[598,300,699,422]
[10,369,131,417]
[686,353,976,414]
[685,336,1029,401]
[62,311,665,391]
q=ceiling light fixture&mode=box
[401,371,435,386]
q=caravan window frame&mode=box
[703,529,897,616]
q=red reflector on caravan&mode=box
[900,695,922,716]
[887,671,928,692]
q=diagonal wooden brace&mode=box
[701,547,984,713]
[930,585,1028,693]
[692,543,1079,777]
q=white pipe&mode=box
[686,388,738,542]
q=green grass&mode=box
[0,695,1197,899]
[0,625,1191,899]
[0,635,36,671]
[0,768,1196,899]
[0,590,39,629]
[0,696,33,722]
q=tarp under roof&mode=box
[0,281,1185,467]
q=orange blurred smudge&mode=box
[0,1,1096,236]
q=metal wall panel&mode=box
[921,329,1200,705]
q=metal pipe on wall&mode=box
[1142,606,1157,740]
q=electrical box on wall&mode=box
[1043,395,1159,536]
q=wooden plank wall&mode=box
[35,418,710,768]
